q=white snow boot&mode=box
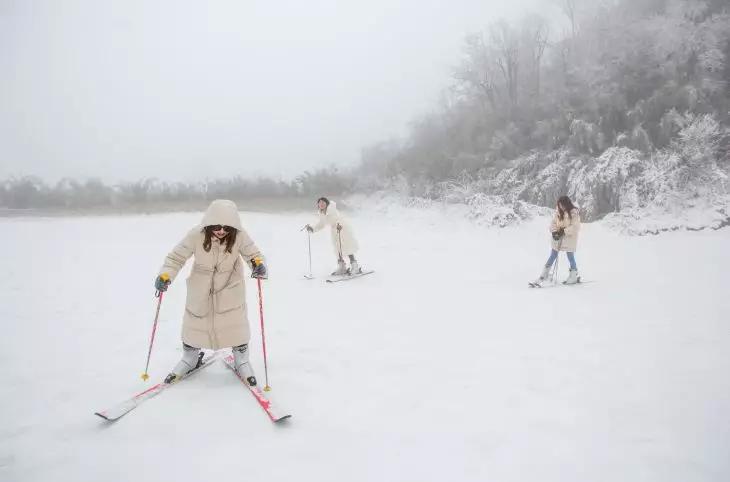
[532,265,551,285]
[331,259,348,276]
[564,269,580,285]
[232,344,257,386]
[164,343,203,384]
[349,260,361,275]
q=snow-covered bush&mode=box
[672,113,723,168]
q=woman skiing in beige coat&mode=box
[531,195,582,286]
[305,197,362,275]
[154,199,267,386]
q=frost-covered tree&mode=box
[358,0,730,224]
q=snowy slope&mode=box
[1,208,728,482]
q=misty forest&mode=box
[3,0,729,234]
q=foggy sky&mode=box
[0,0,552,183]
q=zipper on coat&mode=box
[210,243,219,348]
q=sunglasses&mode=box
[209,225,233,232]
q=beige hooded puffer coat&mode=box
[159,200,263,350]
[550,208,581,252]
[311,201,359,258]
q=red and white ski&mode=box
[223,355,291,423]
[94,352,220,421]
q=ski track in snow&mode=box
[0,209,728,482]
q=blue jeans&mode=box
[545,250,577,270]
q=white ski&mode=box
[326,270,375,283]
[528,279,594,288]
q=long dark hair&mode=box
[557,195,577,220]
[202,226,238,253]
[317,197,330,213]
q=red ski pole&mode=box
[257,277,271,391]
[141,288,165,381]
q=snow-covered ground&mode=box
[1,206,729,482]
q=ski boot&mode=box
[348,260,362,275]
[331,258,348,276]
[164,343,203,384]
[530,265,551,287]
[232,344,257,386]
[563,269,580,285]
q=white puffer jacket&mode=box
[312,201,359,258]
[550,208,581,252]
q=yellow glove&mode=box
[155,273,171,292]
[251,257,268,279]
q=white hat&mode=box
[200,199,243,230]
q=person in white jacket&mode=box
[533,195,582,285]
[154,200,268,386]
[305,197,362,275]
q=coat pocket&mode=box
[185,274,211,317]
[215,278,245,314]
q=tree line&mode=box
[0,167,353,210]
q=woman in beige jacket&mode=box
[532,195,582,285]
[305,197,362,275]
[154,199,267,386]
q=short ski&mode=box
[326,270,375,283]
[94,352,220,421]
[223,355,291,423]
[529,279,594,288]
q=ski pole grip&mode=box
[155,273,171,297]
